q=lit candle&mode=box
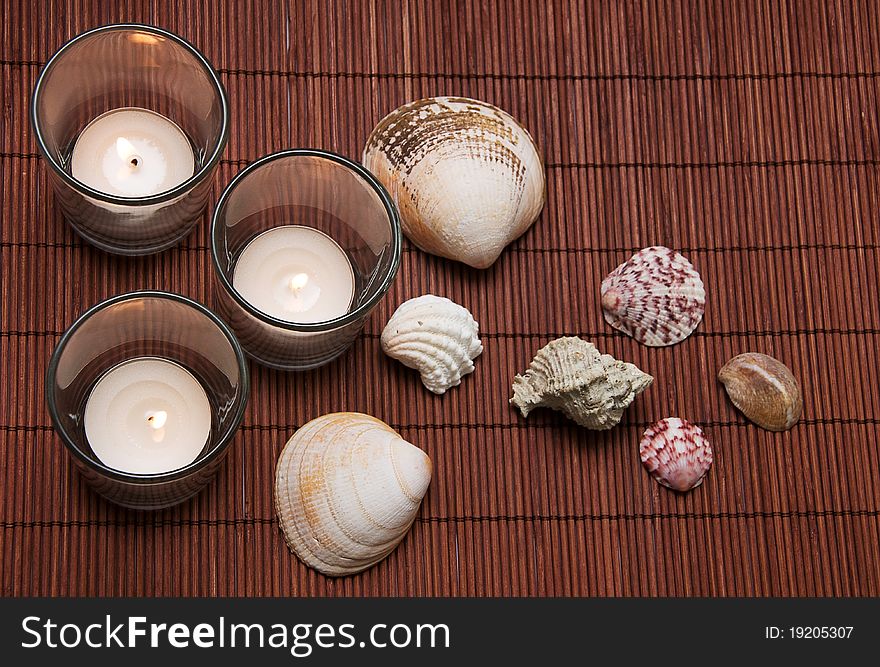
[233,225,356,323]
[71,107,195,197]
[83,357,211,474]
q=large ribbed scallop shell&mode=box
[274,413,432,577]
[510,337,653,429]
[362,96,545,269]
[381,294,483,394]
[601,246,705,346]
[639,418,713,492]
[718,352,803,431]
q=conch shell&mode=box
[362,96,545,269]
[601,246,705,346]
[718,352,803,431]
[510,337,653,429]
[639,418,713,492]
[274,412,432,576]
[381,294,483,394]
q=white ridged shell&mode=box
[274,412,432,577]
[639,418,713,492]
[362,96,545,269]
[601,246,706,346]
[510,337,653,429]
[381,295,483,394]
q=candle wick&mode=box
[146,410,168,430]
[115,137,141,170]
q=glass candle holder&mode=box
[31,24,229,255]
[211,150,401,370]
[46,291,250,510]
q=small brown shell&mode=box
[718,353,802,431]
[639,418,713,492]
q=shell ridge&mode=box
[601,246,705,346]
[342,423,414,536]
[385,338,475,384]
[280,416,343,569]
[381,295,482,394]
[298,417,370,564]
[387,437,426,506]
[285,417,385,569]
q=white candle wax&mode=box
[71,107,195,197]
[83,357,211,474]
[233,226,356,323]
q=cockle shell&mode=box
[362,96,545,269]
[510,337,653,429]
[601,246,706,346]
[274,412,432,577]
[718,352,803,431]
[381,294,483,394]
[639,418,713,492]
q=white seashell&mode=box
[601,246,706,346]
[274,412,432,577]
[363,96,545,269]
[639,418,713,492]
[381,294,483,394]
[510,337,653,429]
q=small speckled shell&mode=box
[510,337,653,429]
[601,246,705,346]
[362,96,545,269]
[381,294,483,394]
[274,413,432,577]
[639,418,713,492]
[718,352,803,431]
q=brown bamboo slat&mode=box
[1,0,878,596]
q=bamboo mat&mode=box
[2,0,880,597]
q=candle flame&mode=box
[289,273,310,292]
[116,137,140,168]
[146,410,168,430]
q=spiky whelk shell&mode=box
[381,294,483,394]
[362,96,545,269]
[510,337,653,429]
[718,352,803,431]
[274,413,432,577]
[639,418,713,492]
[601,246,705,346]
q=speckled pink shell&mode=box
[601,246,705,346]
[639,418,713,492]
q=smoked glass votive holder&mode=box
[46,291,250,510]
[31,24,229,255]
[211,150,401,370]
